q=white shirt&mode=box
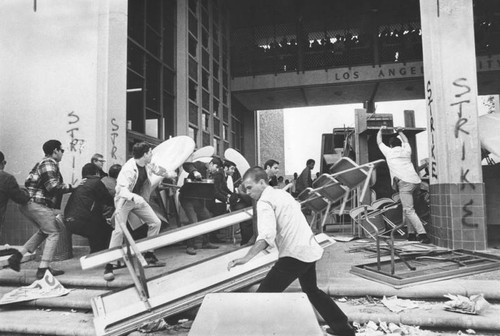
[378,142,421,184]
[256,186,323,262]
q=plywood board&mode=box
[189,293,324,336]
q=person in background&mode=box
[101,164,122,198]
[8,140,73,279]
[295,159,315,195]
[377,126,430,244]
[227,167,355,336]
[91,153,108,178]
[0,151,30,233]
[264,159,279,187]
[64,163,114,253]
[276,176,286,189]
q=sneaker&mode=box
[7,250,23,272]
[144,252,166,267]
[186,247,197,255]
[418,233,431,244]
[104,263,115,281]
[201,242,219,249]
[407,233,417,241]
[36,267,64,280]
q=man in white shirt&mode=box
[377,126,430,244]
[227,167,355,336]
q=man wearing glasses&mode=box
[91,153,108,178]
[8,140,73,279]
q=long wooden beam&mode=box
[91,233,334,336]
[80,207,253,269]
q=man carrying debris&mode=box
[377,126,430,244]
[227,166,355,336]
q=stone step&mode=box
[0,287,105,310]
[0,307,94,336]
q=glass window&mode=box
[163,67,175,95]
[189,57,198,81]
[213,98,219,116]
[189,79,197,102]
[128,43,144,75]
[146,28,161,55]
[202,28,209,49]
[188,0,197,14]
[222,70,228,88]
[213,137,220,155]
[202,69,209,89]
[188,12,198,36]
[213,118,220,136]
[189,35,197,57]
[202,112,210,131]
[128,0,145,45]
[213,40,220,60]
[163,23,175,68]
[222,88,228,104]
[146,57,161,111]
[127,71,144,133]
[189,126,198,143]
[146,0,161,33]
[163,93,175,139]
[223,105,229,122]
[202,90,210,110]
[203,131,211,146]
[202,49,210,69]
[213,79,220,98]
[213,60,219,78]
[189,102,198,125]
[223,123,228,140]
[145,110,160,138]
[201,9,209,29]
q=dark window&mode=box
[188,12,198,36]
[189,35,197,57]
[189,57,198,81]
[189,79,197,101]
[202,90,210,110]
[189,102,198,125]
[213,118,220,136]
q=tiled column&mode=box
[420,0,487,250]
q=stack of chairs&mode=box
[298,157,384,233]
[349,194,415,275]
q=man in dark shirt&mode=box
[64,163,114,253]
[295,159,315,195]
[179,157,222,255]
[264,159,280,187]
[91,153,108,178]
[0,151,30,232]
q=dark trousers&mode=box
[231,201,253,245]
[65,217,112,254]
[257,257,348,331]
[180,197,212,248]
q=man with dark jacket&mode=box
[295,159,315,195]
[0,151,30,231]
[64,163,114,253]
[179,157,221,255]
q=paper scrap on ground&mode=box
[381,295,419,313]
[356,320,441,336]
[443,294,490,315]
[0,270,70,305]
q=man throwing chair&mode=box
[377,126,430,244]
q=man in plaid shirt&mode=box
[8,140,73,279]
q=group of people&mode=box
[0,128,428,335]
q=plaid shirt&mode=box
[25,157,66,208]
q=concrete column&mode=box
[175,0,189,137]
[420,0,487,250]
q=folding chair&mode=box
[350,205,415,275]
[371,198,405,236]
[310,175,350,232]
[297,188,329,232]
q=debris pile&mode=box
[443,294,490,315]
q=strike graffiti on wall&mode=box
[67,111,85,185]
[110,118,119,160]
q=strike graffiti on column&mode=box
[451,78,478,228]
[110,118,119,160]
[426,81,438,180]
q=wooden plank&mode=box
[92,234,334,336]
[189,293,324,336]
[80,207,253,269]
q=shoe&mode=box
[104,263,115,281]
[144,252,166,267]
[36,267,64,280]
[7,250,22,272]
[326,322,356,336]
[186,247,197,255]
[201,242,219,249]
[407,233,417,241]
[418,234,431,244]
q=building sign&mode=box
[232,55,500,91]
